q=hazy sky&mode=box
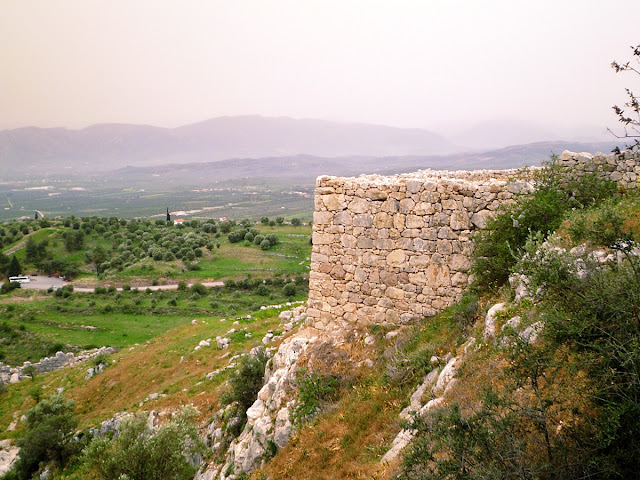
[1,0,637,138]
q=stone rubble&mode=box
[0,346,117,384]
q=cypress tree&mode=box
[8,256,21,277]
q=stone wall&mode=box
[306,149,640,330]
[0,346,117,384]
[557,149,640,190]
[306,168,534,328]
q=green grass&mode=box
[0,279,308,365]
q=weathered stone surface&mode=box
[386,249,406,266]
[306,152,639,331]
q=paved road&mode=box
[14,277,224,292]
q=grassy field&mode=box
[0,296,303,436]
[0,275,308,364]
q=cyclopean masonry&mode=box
[306,168,533,328]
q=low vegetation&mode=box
[1,216,310,283]
[394,162,640,479]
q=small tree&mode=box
[610,44,640,153]
[166,208,171,222]
[7,395,79,480]
[8,256,21,277]
[275,217,284,225]
[291,218,302,226]
[86,246,108,276]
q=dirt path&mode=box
[18,278,225,292]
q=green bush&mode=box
[265,234,279,246]
[291,369,340,424]
[84,407,206,480]
[190,282,207,296]
[283,283,296,297]
[226,349,269,416]
[5,395,80,480]
[472,159,618,290]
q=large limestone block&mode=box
[399,198,416,214]
[406,215,425,229]
[374,212,393,228]
[353,214,374,227]
[471,210,493,229]
[356,236,374,248]
[341,234,357,248]
[313,211,334,225]
[367,188,388,200]
[450,254,471,272]
[425,264,451,287]
[312,232,335,245]
[334,211,352,225]
[450,210,470,230]
[386,249,406,266]
[348,197,369,213]
[381,198,400,213]
[414,202,436,215]
[406,179,423,194]
[386,286,405,300]
[322,194,347,211]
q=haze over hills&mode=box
[106,140,621,186]
[0,116,456,176]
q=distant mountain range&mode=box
[0,116,455,176]
[0,115,620,180]
[105,140,621,186]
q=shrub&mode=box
[6,395,80,480]
[260,239,271,250]
[291,370,340,424]
[265,233,279,246]
[190,282,207,296]
[228,228,249,243]
[283,283,296,297]
[253,234,265,245]
[472,159,618,290]
[0,281,20,294]
[226,349,269,414]
[84,407,206,480]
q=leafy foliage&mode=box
[224,348,269,418]
[4,395,80,480]
[472,159,617,289]
[611,44,640,153]
[291,369,340,424]
[84,407,206,480]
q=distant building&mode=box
[173,218,185,226]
